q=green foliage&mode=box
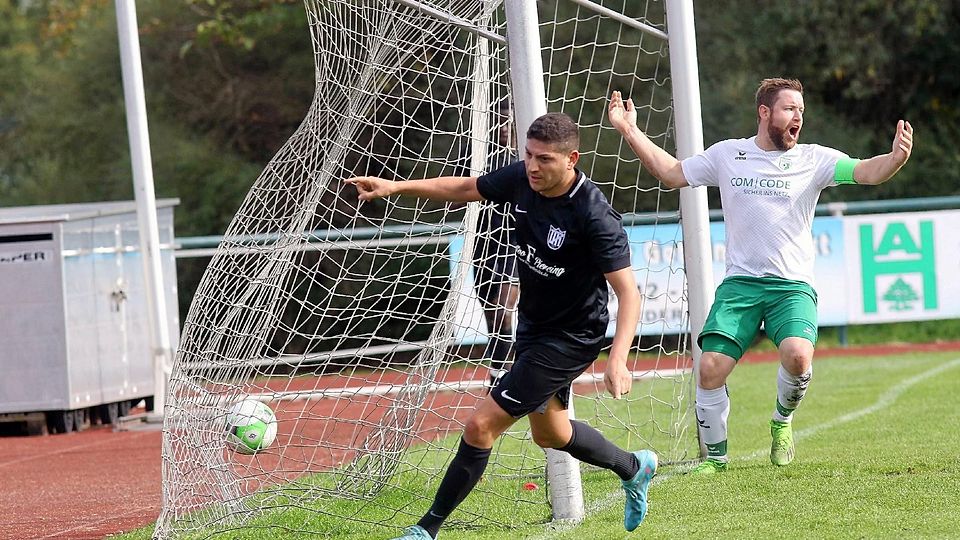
[0,0,310,219]
[143,0,313,162]
[1,0,959,327]
[184,0,301,52]
[694,0,960,201]
[0,0,131,203]
[3,0,957,207]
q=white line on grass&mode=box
[528,356,960,538]
[742,356,960,461]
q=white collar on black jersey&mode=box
[567,171,587,198]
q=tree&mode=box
[694,0,960,201]
[2,0,959,324]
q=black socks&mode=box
[417,437,492,537]
[559,420,640,481]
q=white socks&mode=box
[773,365,813,423]
[696,385,730,462]
[694,365,812,463]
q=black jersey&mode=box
[476,161,631,350]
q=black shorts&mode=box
[490,341,599,418]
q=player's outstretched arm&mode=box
[608,90,689,189]
[854,120,914,185]
[602,266,642,400]
[344,175,484,203]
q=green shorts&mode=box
[698,275,819,361]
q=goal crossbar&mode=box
[389,0,507,43]
[568,0,669,40]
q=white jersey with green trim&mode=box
[681,136,851,284]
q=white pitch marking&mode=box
[527,357,960,537]
[742,356,960,461]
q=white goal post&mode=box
[156,0,711,538]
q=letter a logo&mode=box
[547,225,566,250]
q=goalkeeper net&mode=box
[156,0,705,538]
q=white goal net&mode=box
[156,0,707,538]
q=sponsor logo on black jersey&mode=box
[516,244,566,277]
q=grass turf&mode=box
[120,351,960,539]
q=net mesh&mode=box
[157,1,697,537]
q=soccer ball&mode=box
[225,398,278,454]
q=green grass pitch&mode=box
[122,351,960,539]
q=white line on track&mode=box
[243,369,689,403]
[0,430,156,470]
[38,504,157,540]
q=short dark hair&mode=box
[755,78,803,117]
[526,112,579,153]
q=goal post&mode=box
[156,1,711,538]
[666,0,714,393]
[503,0,587,523]
[506,0,713,522]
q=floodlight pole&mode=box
[115,0,171,418]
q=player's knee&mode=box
[531,429,566,449]
[699,352,733,389]
[699,334,740,389]
[778,338,813,375]
[464,414,498,446]
[463,416,487,441]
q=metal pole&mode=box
[503,0,585,523]
[504,0,547,152]
[115,0,172,418]
[666,0,713,457]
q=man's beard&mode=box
[767,123,795,151]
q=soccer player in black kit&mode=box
[346,113,657,540]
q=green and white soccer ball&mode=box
[225,398,278,454]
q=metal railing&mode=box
[172,195,960,259]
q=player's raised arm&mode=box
[853,120,915,185]
[344,175,484,203]
[602,266,641,400]
[608,90,689,189]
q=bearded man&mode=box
[608,78,914,472]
